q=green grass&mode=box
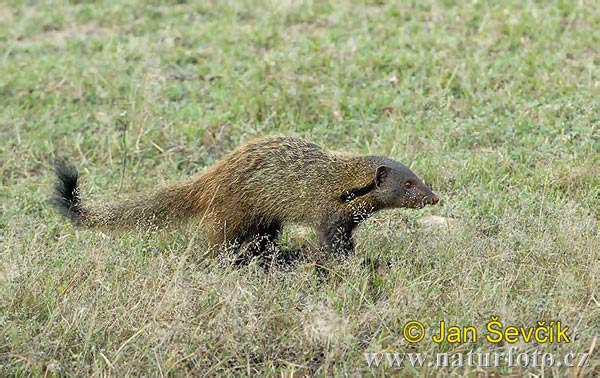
[1,0,599,375]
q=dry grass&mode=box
[1,0,599,375]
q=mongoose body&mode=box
[52,136,439,257]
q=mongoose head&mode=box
[373,159,439,209]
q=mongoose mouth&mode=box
[418,195,439,208]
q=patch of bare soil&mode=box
[16,23,113,46]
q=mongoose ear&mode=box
[374,165,391,187]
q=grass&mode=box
[1,0,599,375]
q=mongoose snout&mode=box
[419,194,439,208]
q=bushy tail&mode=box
[51,161,200,231]
[51,161,85,225]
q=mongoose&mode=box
[52,136,439,258]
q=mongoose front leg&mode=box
[317,220,356,257]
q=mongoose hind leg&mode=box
[205,221,244,258]
[236,221,282,266]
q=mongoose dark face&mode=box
[373,160,439,209]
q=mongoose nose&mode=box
[430,195,439,205]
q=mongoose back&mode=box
[52,136,439,257]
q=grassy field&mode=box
[1,0,598,375]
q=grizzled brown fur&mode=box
[52,136,439,258]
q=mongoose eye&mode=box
[404,181,412,189]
